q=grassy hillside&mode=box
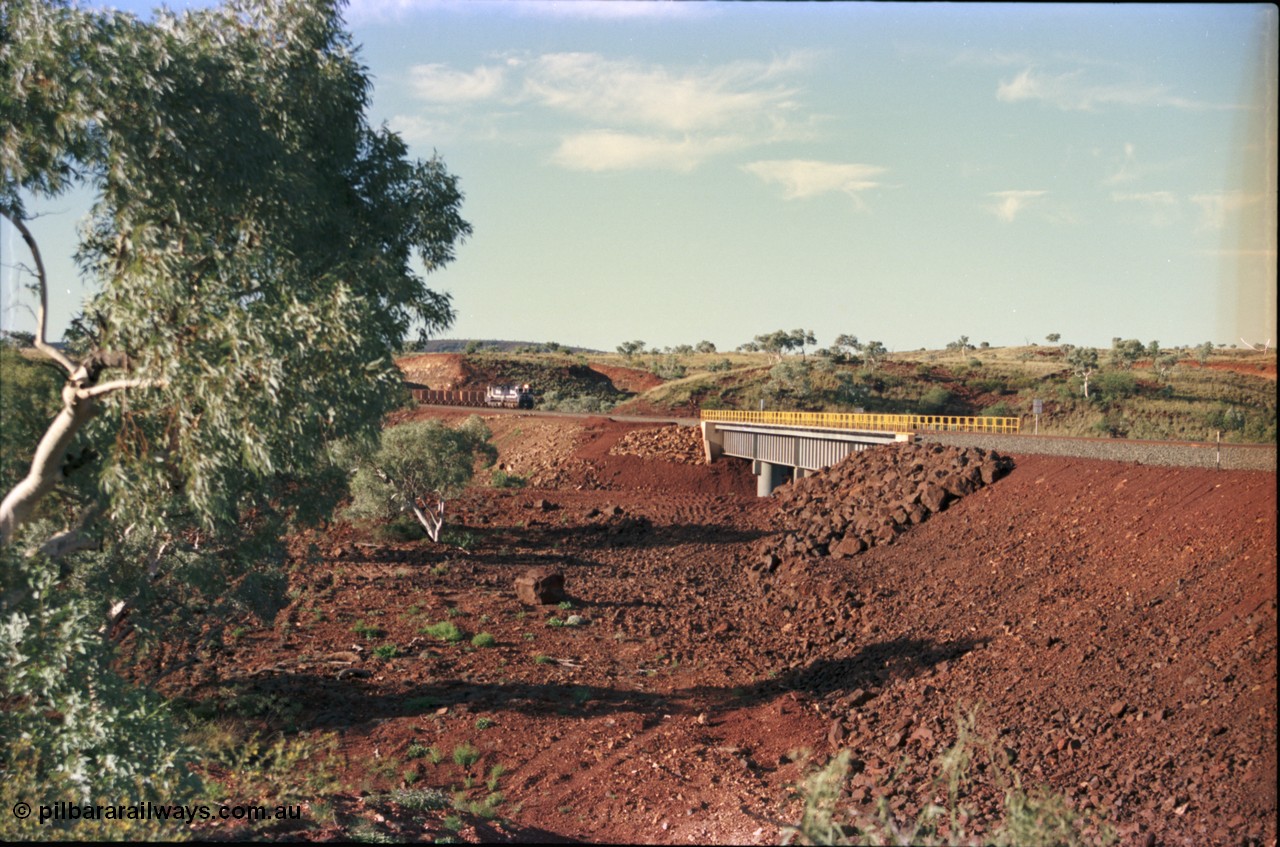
[408,344,1277,444]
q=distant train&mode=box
[485,383,535,409]
[410,384,535,410]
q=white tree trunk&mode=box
[0,386,97,546]
[410,497,445,543]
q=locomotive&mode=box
[484,383,535,409]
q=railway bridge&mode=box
[699,411,1021,496]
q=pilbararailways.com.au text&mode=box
[23,800,303,825]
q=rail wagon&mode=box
[409,384,535,409]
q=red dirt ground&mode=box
[175,411,1277,845]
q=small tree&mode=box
[790,328,817,358]
[1109,338,1145,369]
[348,417,497,542]
[616,339,645,359]
[1196,341,1214,364]
[1045,333,1061,343]
[753,329,792,361]
[1152,352,1179,384]
[1066,346,1099,398]
[862,340,888,371]
[695,340,717,354]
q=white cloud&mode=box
[346,0,710,23]
[553,131,744,173]
[988,190,1047,222]
[407,63,505,103]
[1110,191,1178,205]
[1111,190,1180,226]
[506,0,709,20]
[742,160,886,203]
[394,49,819,172]
[522,52,807,134]
[1190,191,1264,231]
[997,67,1229,111]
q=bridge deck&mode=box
[700,410,1020,434]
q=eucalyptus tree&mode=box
[2,0,470,558]
[1,0,470,817]
[1066,346,1100,398]
[347,417,497,542]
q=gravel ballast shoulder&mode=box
[918,431,1275,471]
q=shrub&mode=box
[420,621,464,643]
[452,743,480,769]
[491,469,527,489]
[918,386,955,415]
[0,552,201,842]
[471,632,497,648]
[390,787,450,811]
[781,708,1115,846]
[1094,371,1137,400]
[352,620,385,640]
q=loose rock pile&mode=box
[608,425,704,464]
[752,442,1013,570]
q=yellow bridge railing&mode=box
[699,410,1021,434]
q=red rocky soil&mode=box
[174,410,1277,845]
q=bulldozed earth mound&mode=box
[753,442,1014,567]
[162,411,1275,845]
[608,423,705,465]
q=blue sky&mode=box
[3,1,1276,353]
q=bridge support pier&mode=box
[754,460,792,497]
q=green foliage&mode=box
[2,1,473,827]
[452,743,480,769]
[0,550,201,842]
[475,716,495,730]
[616,339,646,358]
[538,390,617,413]
[389,787,450,811]
[0,345,63,500]
[1108,338,1146,369]
[490,469,527,489]
[781,709,1115,847]
[918,386,955,415]
[372,644,400,660]
[762,360,818,408]
[471,632,497,648]
[1094,371,1137,400]
[980,401,1017,418]
[4,0,472,544]
[420,620,464,643]
[649,355,687,380]
[352,620,385,640]
[751,328,818,359]
[347,416,496,528]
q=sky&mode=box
[2,1,1276,353]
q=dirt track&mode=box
[181,411,1277,845]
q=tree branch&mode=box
[0,208,77,376]
[74,377,164,399]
